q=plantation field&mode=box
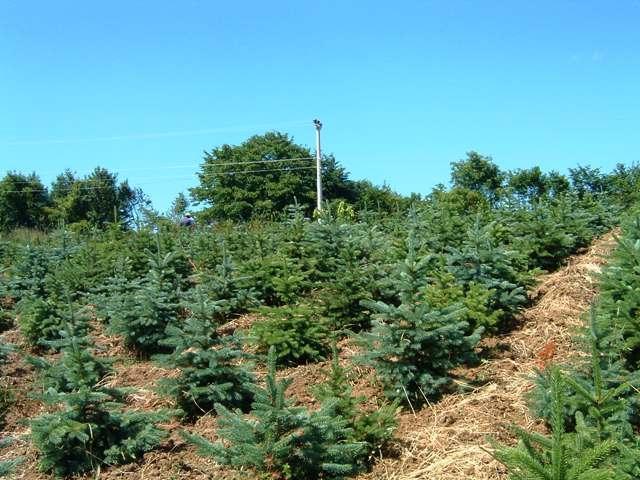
[0,233,616,479]
[3,161,640,479]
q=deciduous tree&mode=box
[190,132,356,220]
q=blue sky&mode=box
[2,1,639,211]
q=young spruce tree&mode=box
[313,345,399,470]
[595,216,640,369]
[360,231,482,407]
[183,347,364,480]
[251,303,332,366]
[198,252,257,322]
[528,312,640,478]
[156,291,255,419]
[26,298,111,394]
[108,249,183,354]
[0,437,22,478]
[493,367,622,480]
[446,217,528,332]
[30,304,171,477]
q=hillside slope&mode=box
[357,231,618,480]
[0,232,618,480]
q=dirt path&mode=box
[356,231,618,480]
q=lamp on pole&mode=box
[313,118,323,212]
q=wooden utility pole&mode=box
[313,119,323,211]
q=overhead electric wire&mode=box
[199,156,314,168]
[1,165,318,194]
[4,157,316,184]
[106,156,314,172]
[194,165,316,177]
[1,120,311,146]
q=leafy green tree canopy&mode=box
[506,166,548,201]
[450,151,504,202]
[49,167,136,227]
[190,132,356,221]
[569,165,607,196]
[351,180,408,214]
[0,172,49,231]
[506,167,570,202]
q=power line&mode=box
[107,156,314,172]
[3,157,316,184]
[195,165,316,177]
[200,157,314,168]
[0,165,317,194]
[0,120,311,146]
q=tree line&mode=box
[2,131,639,231]
[0,167,143,231]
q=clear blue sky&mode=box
[2,1,639,211]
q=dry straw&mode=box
[356,230,618,480]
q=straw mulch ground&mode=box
[354,230,618,480]
[0,231,618,480]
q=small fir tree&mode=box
[182,347,364,480]
[528,312,640,477]
[0,338,14,429]
[238,242,311,306]
[198,252,257,322]
[508,200,581,271]
[595,216,640,368]
[0,437,22,478]
[251,304,331,365]
[268,255,310,305]
[320,237,381,333]
[6,245,52,301]
[29,308,171,477]
[424,268,501,333]
[27,303,112,394]
[0,302,12,332]
[156,292,255,419]
[16,296,66,348]
[0,341,12,365]
[0,375,13,431]
[359,232,481,406]
[108,249,183,354]
[92,256,140,324]
[493,368,622,480]
[446,218,528,331]
[313,345,398,469]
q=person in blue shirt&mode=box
[179,213,195,227]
